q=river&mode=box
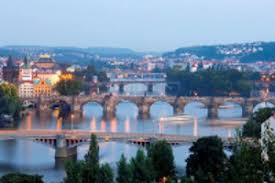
[0,84,271,182]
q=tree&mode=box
[130,149,155,183]
[55,78,83,96]
[0,173,43,183]
[98,163,114,183]
[148,140,175,181]
[64,160,84,183]
[116,155,133,183]
[242,107,275,138]
[82,134,100,183]
[186,136,229,183]
[0,83,21,119]
[228,141,264,183]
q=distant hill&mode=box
[163,42,275,62]
[0,46,147,64]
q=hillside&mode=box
[163,42,275,62]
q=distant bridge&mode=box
[0,130,235,158]
[22,95,275,119]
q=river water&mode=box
[0,84,271,182]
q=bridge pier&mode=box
[147,84,153,93]
[55,135,77,158]
[138,104,150,119]
[119,83,124,93]
[242,102,254,117]
[207,105,218,119]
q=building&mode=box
[33,77,53,97]
[18,81,34,98]
[18,57,34,98]
[19,57,32,82]
[2,56,19,83]
[0,65,3,82]
[34,54,55,70]
[261,115,275,161]
[32,54,61,97]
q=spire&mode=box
[23,56,29,68]
[6,55,14,68]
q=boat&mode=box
[219,104,235,109]
[210,118,247,126]
[159,114,193,122]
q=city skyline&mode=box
[0,0,275,52]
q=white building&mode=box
[18,57,34,98]
[261,115,275,161]
[18,81,34,98]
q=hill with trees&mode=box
[163,41,275,62]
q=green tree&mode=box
[82,134,100,183]
[130,149,155,183]
[148,140,175,181]
[0,173,43,183]
[55,78,83,96]
[228,141,264,183]
[242,107,275,138]
[64,160,84,183]
[186,136,229,183]
[116,155,133,183]
[98,163,114,183]
[0,83,21,119]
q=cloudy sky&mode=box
[0,0,274,51]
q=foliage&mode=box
[166,68,254,97]
[0,173,43,183]
[186,136,229,183]
[55,78,83,96]
[98,163,114,183]
[130,149,155,183]
[0,83,21,119]
[163,42,275,63]
[81,134,100,183]
[116,155,133,183]
[148,140,175,181]
[228,141,264,183]
[242,107,275,138]
[64,160,84,183]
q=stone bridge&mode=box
[0,130,235,158]
[23,95,275,119]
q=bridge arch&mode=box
[218,101,242,118]
[184,101,208,118]
[82,101,104,118]
[150,101,174,118]
[115,100,139,118]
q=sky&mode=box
[0,0,275,52]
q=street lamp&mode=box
[71,113,75,130]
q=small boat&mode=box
[219,105,235,109]
[160,115,193,122]
[210,118,247,126]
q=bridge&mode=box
[108,78,166,93]
[0,130,235,158]
[23,95,275,119]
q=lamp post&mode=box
[71,113,74,130]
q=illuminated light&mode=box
[101,120,106,132]
[193,115,198,137]
[56,118,62,131]
[26,114,32,130]
[60,73,73,80]
[110,118,117,132]
[90,117,96,131]
[124,118,130,133]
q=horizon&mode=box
[1,0,275,52]
[1,39,275,54]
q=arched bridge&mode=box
[0,130,235,158]
[23,95,275,119]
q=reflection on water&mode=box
[0,100,246,182]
